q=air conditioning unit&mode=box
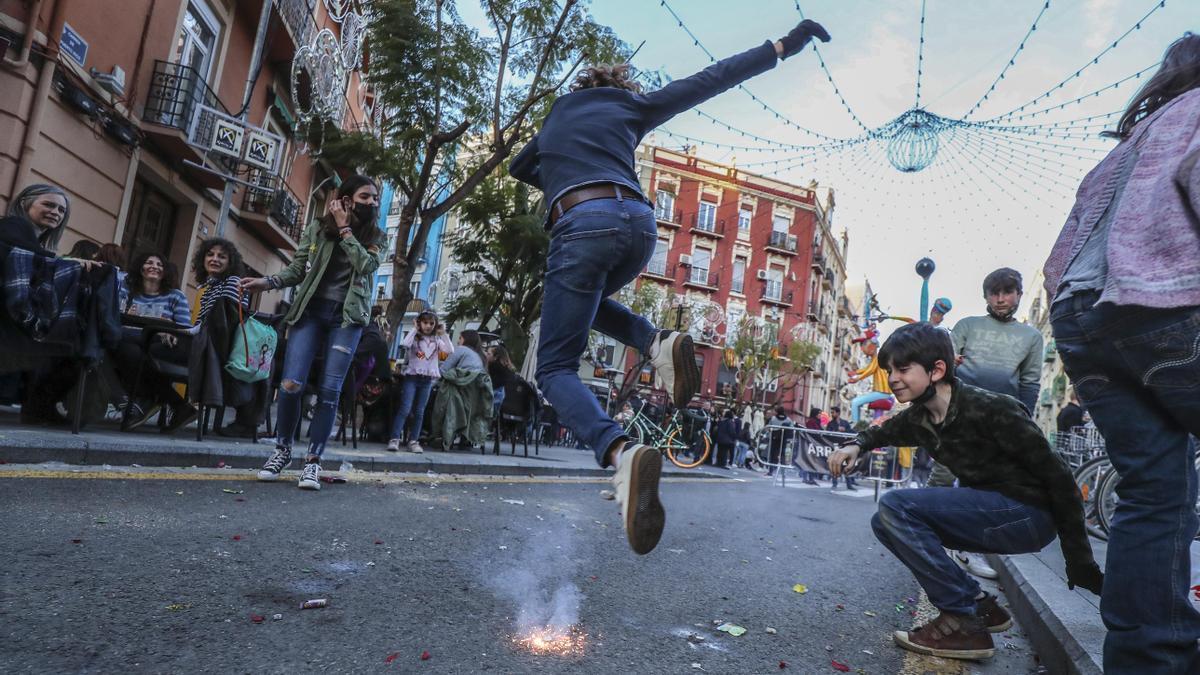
[756,269,768,280]
[91,65,126,97]
[679,254,693,267]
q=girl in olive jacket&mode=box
[241,174,385,490]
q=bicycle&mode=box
[1094,445,1200,541]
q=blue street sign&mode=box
[60,23,88,66]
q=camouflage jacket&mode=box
[856,381,1094,569]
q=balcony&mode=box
[683,268,719,291]
[807,300,820,322]
[241,175,305,249]
[642,261,675,282]
[765,231,798,255]
[142,60,232,189]
[655,208,683,229]
[761,286,793,307]
[810,252,825,271]
[690,215,725,239]
[822,268,835,290]
[273,0,316,52]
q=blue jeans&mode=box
[1051,292,1200,674]
[535,196,658,467]
[733,441,749,467]
[274,298,363,458]
[871,487,1056,615]
[390,374,435,442]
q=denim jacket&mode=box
[270,221,384,327]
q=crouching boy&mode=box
[829,322,1101,661]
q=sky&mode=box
[457,0,1193,327]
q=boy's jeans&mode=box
[1051,292,1200,674]
[535,196,657,467]
[871,487,1056,614]
[390,374,435,441]
[275,298,364,458]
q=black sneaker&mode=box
[257,447,292,481]
[163,403,198,434]
[125,401,162,431]
[298,461,321,491]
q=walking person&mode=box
[765,405,794,477]
[826,406,857,490]
[733,419,752,468]
[508,19,830,554]
[239,175,384,490]
[1043,33,1200,672]
[799,407,823,486]
[387,310,452,453]
[713,408,738,469]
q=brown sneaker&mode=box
[976,592,1013,633]
[893,611,994,660]
[610,443,665,555]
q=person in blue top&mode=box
[508,19,830,555]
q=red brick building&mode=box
[584,145,850,414]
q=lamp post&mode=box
[915,257,936,322]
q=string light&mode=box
[961,1,1051,120]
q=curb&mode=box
[0,440,728,480]
[987,553,1103,675]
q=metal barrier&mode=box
[752,424,914,499]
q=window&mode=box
[175,1,221,82]
[773,214,790,234]
[697,201,717,232]
[765,267,783,300]
[648,237,669,276]
[731,255,746,294]
[738,207,752,232]
[727,306,744,340]
[655,190,675,221]
[690,247,711,285]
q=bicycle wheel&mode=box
[625,420,646,445]
[1096,465,1121,537]
[1073,456,1110,540]
[665,428,710,469]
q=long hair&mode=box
[65,240,100,260]
[95,243,126,268]
[570,64,642,93]
[459,329,487,364]
[191,237,244,285]
[322,174,383,246]
[7,183,70,253]
[1105,32,1200,139]
[490,344,515,370]
[127,251,179,297]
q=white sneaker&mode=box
[648,330,699,408]
[611,443,665,555]
[298,461,321,490]
[386,438,401,452]
[408,440,424,454]
[949,549,999,580]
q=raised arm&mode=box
[508,137,541,188]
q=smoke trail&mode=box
[486,524,583,637]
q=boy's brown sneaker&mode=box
[977,592,1013,633]
[893,611,995,660]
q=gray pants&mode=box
[927,460,957,487]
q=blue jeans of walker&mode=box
[535,197,658,467]
[871,487,1056,615]
[274,298,363,458]
[390,374,435,441]
[1051,293,1200,674]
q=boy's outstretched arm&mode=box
[828,411,921,477]
[638,21,830,131]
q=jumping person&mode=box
[1044,33,1200,672]
[240,175,384,490]
[508,18,830,555]
[387,309,452,453]
[828,323,1099,661]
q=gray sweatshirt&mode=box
[951,315,1043,413]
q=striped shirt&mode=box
[192,276,251,330]
[125,288,192,326]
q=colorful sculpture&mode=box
[846,324,895,423]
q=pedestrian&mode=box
[386,309,452,453]
[929,267,1044,580]
[508,19,830,554]
[825,406,856,490]
[733,418,752,468]
[714,408,738,469]
[829,322,1099,662]
[1042,32,1200,672]
[240,175,384,490]
[765,405,793,477]
[1055,389,1083,434]
[799,407,823,485]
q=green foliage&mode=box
[727,315,820,403]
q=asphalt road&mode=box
[0,466,1042,674]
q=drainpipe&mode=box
[215,0,272,237]
[9,0,64,202]
[2,0,46,70]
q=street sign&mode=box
[60,23,88,66]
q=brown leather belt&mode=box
[550,184,644,226]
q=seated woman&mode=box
[116,251,194,431]
[487,344,518,415]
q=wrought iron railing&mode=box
[144,60,229,132]
[243,175,305,243]
[277,0,317,47]
[691,214,725,237]
[767,231,798,252]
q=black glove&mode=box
[778,19,831,59]
[1066,561,1104,596]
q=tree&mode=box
[725,316,820,406]
[309,0,625,330]
[442,172,547,364]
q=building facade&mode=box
[1026,272,1070,437]
[0,0,373,309]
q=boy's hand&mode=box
[1066,561,1104,596]
[777,19,831,60]
[828,443,860,478]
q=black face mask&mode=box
[352,203,378,227]
[986,304,1018,322]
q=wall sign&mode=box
[60,23,88,66]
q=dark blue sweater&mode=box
[509,42,779,212]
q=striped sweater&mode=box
[124,288,191,326]
[190,276,251,332]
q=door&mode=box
[122,179,178,261]
[164,1,221,126]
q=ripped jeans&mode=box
[274,297,363,459]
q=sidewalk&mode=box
[0,418,730,479]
